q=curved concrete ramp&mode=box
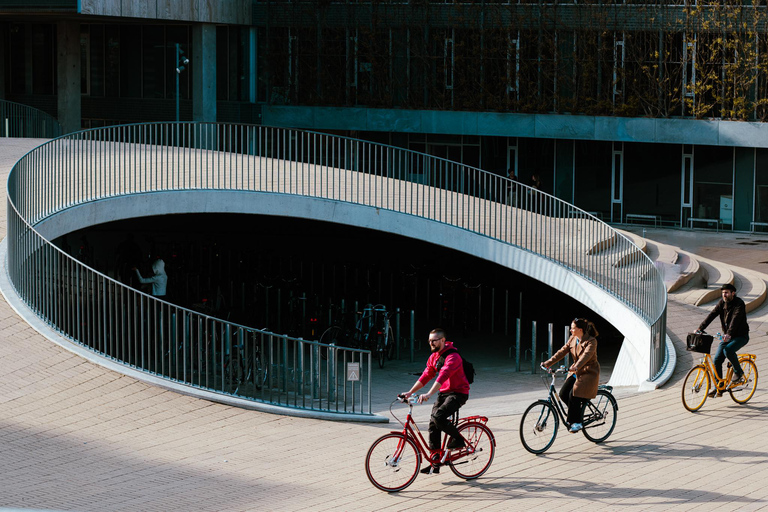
[1,140,768,509]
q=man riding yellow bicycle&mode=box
[695,283,749,398]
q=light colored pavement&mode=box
[1,138,768,510]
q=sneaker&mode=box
[707,389,722,398]
[729,375,745,388]
[446,437,466,450]
[569,423,583,433]
[420,464,440,474]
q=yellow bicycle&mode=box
[682,333,758,412]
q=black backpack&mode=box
[436,348,475,385]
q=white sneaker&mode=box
[569,423,583,433]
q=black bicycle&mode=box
[519,365,618,454]
[319,304,396,368]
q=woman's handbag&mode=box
[686,332,714,353]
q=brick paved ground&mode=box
[1,139,767,511]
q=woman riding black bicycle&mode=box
[541,318,600,433]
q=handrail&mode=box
[5,122,668,416]
[0,99,62,138]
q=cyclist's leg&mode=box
[567,395,587,426]
[559,374,576,404]
[723,335,749,379]
[713,341,727,380]
[430,392,469,449]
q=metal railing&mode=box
[6,122,668,416]
[0,99,62,139]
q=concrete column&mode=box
[25,24,34,95]
[0,24,6,99]
[192,24,216,123]
[734,147,755,231]
[554,139,575,203]
[56,21,81,134]
[249,27,257,104]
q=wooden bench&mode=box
[688,218,720,232]
[625,214,660,227]
[751,221,768,233]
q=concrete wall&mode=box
[33,189,659,389]
[79,0,251,24]
[262,105,768,149]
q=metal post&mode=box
[504,289,509,336]
[564,325,571,368]
[410,310,415,363]
[396,307,401,360]
[176,44,180,122]
[515,318,521,371]
[490,287,495,334]
[531,320,537,374]
[548,323,553,360]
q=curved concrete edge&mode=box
[0,238,388,424]
[26,190,663,390]
[640,334,676,391]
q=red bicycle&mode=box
[365,395,496,492]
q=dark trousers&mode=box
[559,375,586,425]
[714,335,749,379]
[428,392,468,451]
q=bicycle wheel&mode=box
[682,365,711,412]
[386,325,396,360]
[365,433,421,492]
[319,325,344,360]
[449,423,495,480]
[581,390,618,443]
[729,358,758,404]
[519,400,559,454]
[377,339,385,369]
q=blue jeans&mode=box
[714,335,749,379]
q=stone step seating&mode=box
[627,233,767,312]
[589,230,648,269]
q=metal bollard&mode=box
[410,310,415,363]
[531,321,537,374]
[396,307,401,360]
[515,318,521,371]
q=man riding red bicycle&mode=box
[402,328,470,474]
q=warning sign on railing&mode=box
[347,362,360,382]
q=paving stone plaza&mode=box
[1,138,767,511]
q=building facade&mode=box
[2,0,768,229]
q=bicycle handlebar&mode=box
[396,394,419,405]
[540,364,567,375]
[695,330,724,340]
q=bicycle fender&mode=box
[460,420,496,445]
[461,415,488,424]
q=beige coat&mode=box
[543,334,600,399]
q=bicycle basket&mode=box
[686,333,713,353]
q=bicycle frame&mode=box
[697,352,755,391]
[539,368,615,430]
[390,399,490,468]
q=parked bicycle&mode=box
[519,365,618,454]
[365,395,495,492]
[359,304,396,368]
[682,332,758,412]
[320,303,397,367]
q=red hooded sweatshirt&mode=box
[417,341,470,395]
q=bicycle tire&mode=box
[386,325,396,361]
[519,400,559,454]
[581,389,618,443]
[377,347,385,368]
[682,365,711,412]
[729,358,758,404]
[319,325,345,360]
[365,433,421,492]
[449,423,495,480]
